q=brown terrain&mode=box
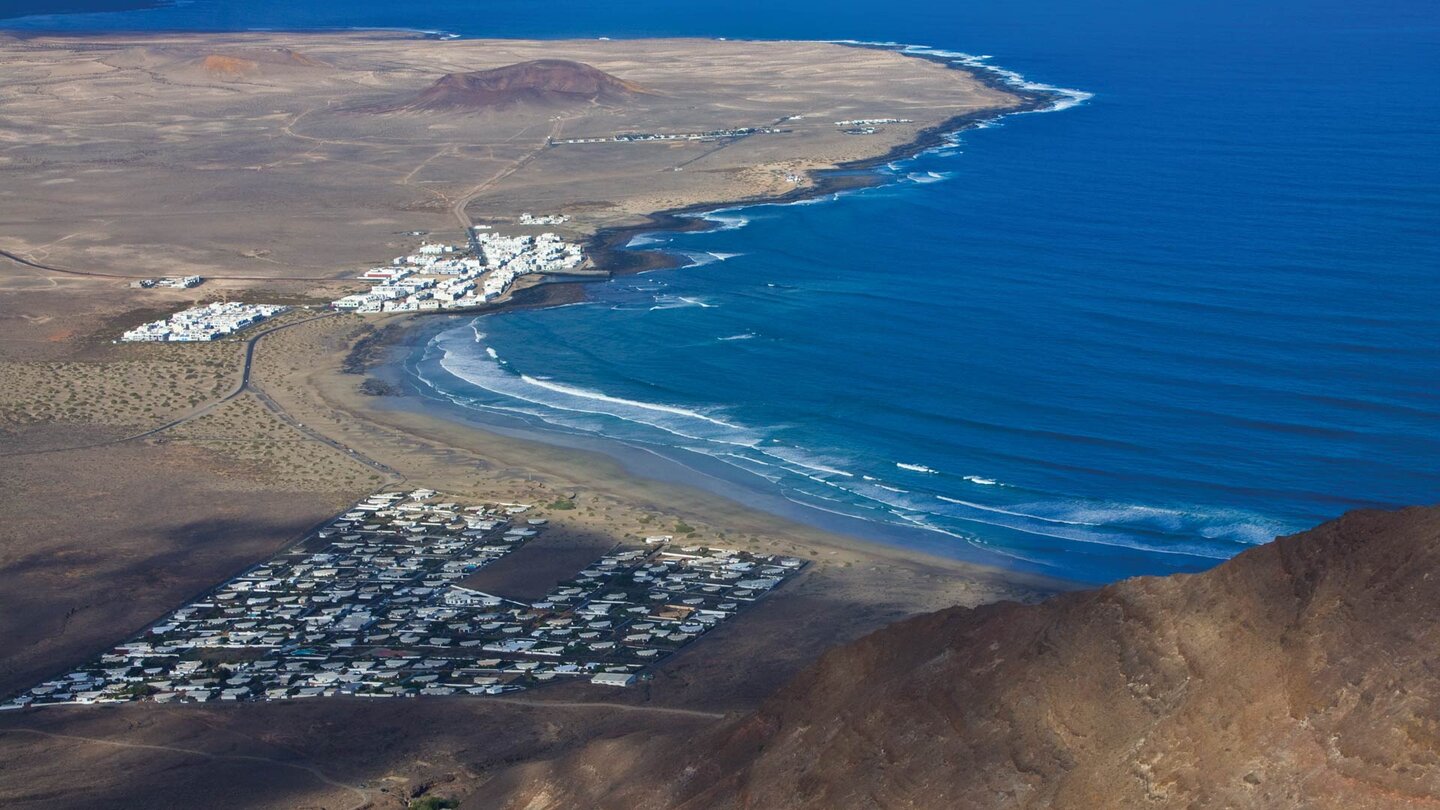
[371,59,650,113]
[497,506,1440,809]
[0,32,1025,280]
[10,29,1414,810]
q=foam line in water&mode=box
[515,373,738,429]
[648,294,717,310]
[759,446,856,479]
[687,210,752,231]
[937,495,1100,526]
[830,40,1094,115]
[430,329,768,449]
[906,170,953,184]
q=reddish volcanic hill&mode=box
[501,506,1440,809]
[373,59,647,113]
[193,48,328,78]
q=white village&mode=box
[120,301,289,343]
[117,214,586,343]
[331,217,585,314]
[5,490,802,708]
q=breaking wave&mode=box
[828,40,1095,115]
[649,295,716,311]
[906,170,953,184]
[679,250,745,267]
[415,320,1293,580]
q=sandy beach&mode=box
[0,32,1068,807]
[271,309,1076,697]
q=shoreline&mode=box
[324,39,1062,320]
[375,316,1079,587]
[338,46,1077,587]
[324,316,1082,598]
[585,43,1057,282]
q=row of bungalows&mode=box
[521,544,807,677]
[120,302,288,342]
[5,491,806,709]
[5,491,557,708]
[608,126,786,142]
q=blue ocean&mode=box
[13,0,1436,583]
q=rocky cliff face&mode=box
[502,507,1440,809]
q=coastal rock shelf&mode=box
[6,491,802,708]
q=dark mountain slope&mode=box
[500,506,1440,809]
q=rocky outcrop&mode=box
[371,59,646,113]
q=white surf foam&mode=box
[517,373,738,430]
[649,294,716,311]
[760,446,856,479]
[422,303,1281,574]
[909,46,1096,113]
[691,210,752,231]
[937,495,1099,526]
[832,40,1095,115]
[906,170,953,184]
[429,328,768,452]
[678,251,745,267]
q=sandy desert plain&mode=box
[0,30,1060,808]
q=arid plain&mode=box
[0,31,1049,808]
[0,31,1020,278]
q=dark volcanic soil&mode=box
[371,59,646,113]
[496,505,1440,809]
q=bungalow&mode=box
[591,672,637,688]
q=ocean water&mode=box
[11,0,1437,583]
